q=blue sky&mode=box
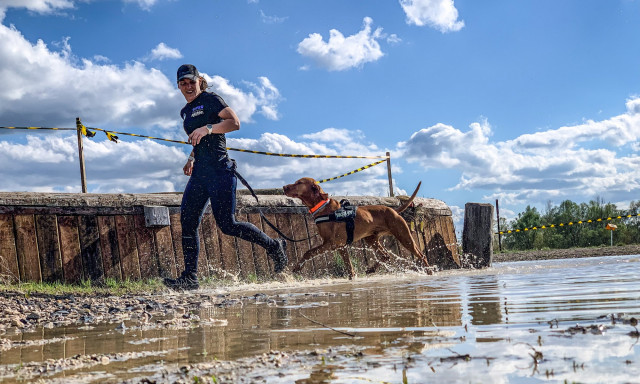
[1,0,639,232]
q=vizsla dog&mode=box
[283,177,431,279]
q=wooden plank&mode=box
[259,213,280,276]
[35,214,63,282]
[275,214,299,271]
[0,206,142,216]
[57,216,83,283]
[115,215,141,280]
[289,214,314,277]
[0,214,19,283]
[201,212,223,277]
[78,215,104,283]
[443,216,461,265]
[169,213,186,275]
[412,219,426,255]
[234,213,256,280]
[197,225,210,278]
[217,225,240,277]
[97,216,122,281]
[422,218,436,265]
[154,226,177,278]
[133,215,158,279]
[304,215,328,275]
[247,213,272,279]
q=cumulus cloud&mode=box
[398,97,640,211]
[297,17,385,71]
[148,42,182,61]
[399,0,465,33]
[0,0,74,20]
[0,20,282,129]
[206,75,282,122]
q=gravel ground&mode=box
[493,244,640,262]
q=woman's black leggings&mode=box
[180,168,276,275]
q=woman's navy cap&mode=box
[177,64,199,82]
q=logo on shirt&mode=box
[191,105,204,118]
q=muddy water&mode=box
[1,255,639,383]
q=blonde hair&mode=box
[199,76,208,90]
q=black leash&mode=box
[233,169,313,243]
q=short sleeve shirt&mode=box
[180,91,230,171]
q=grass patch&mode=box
[0,278,165,296]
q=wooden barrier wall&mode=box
[0,192,459,284]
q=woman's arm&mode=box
[188,107,240,146]
[183,150,195,176]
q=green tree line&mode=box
[498,198,640,251]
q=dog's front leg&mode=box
[337,247,356,279]
[292,242,335,273]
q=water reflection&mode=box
[0,255,638,383]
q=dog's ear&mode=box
[312,183,329,200]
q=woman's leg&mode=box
[208,170,277,250]
[180,176,210,276]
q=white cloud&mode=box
[205,75,282,122]
[297,17,385,71]
[0,0,74,20]
[122,0,158,11]
[0,20,282,129]
[259,9,287,24]
[0,0,159,20]
[399,0,465,33]
[398,97,640,214]
[149,42,182,61]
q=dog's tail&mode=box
[395,181,422,214]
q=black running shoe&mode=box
[268,238,288,273]
[163,272,199,290]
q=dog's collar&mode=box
[309,198,331,216]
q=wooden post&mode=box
[496,199,502,252]
[462,203,494,268]
[75,117,87,193]
[386,151,394,197]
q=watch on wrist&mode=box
[206,124,213,135]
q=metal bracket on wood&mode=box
[143,206,170,227]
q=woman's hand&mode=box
[188,126,209,146]
[183,159,194,176]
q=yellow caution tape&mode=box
[2,122,389,183]
[497,214,639,235]
[316,159,387,183]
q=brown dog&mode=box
[283,177,431,278]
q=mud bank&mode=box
[494,244,640,262]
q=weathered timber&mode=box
[115,215,141,280]
[246,213,271,278]
[235,213,256,279]
[97,216,122,280]
[78,215,104,282]
[201,212,223,277]
[0,191,459,284]
[462,202,494,268]
[35,214,63,282]
[133,214,157,278]
[57,216,83,283]
[0,214,19,283]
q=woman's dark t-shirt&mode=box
[180,91,229,174]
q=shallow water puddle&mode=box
[1,255,639,383]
